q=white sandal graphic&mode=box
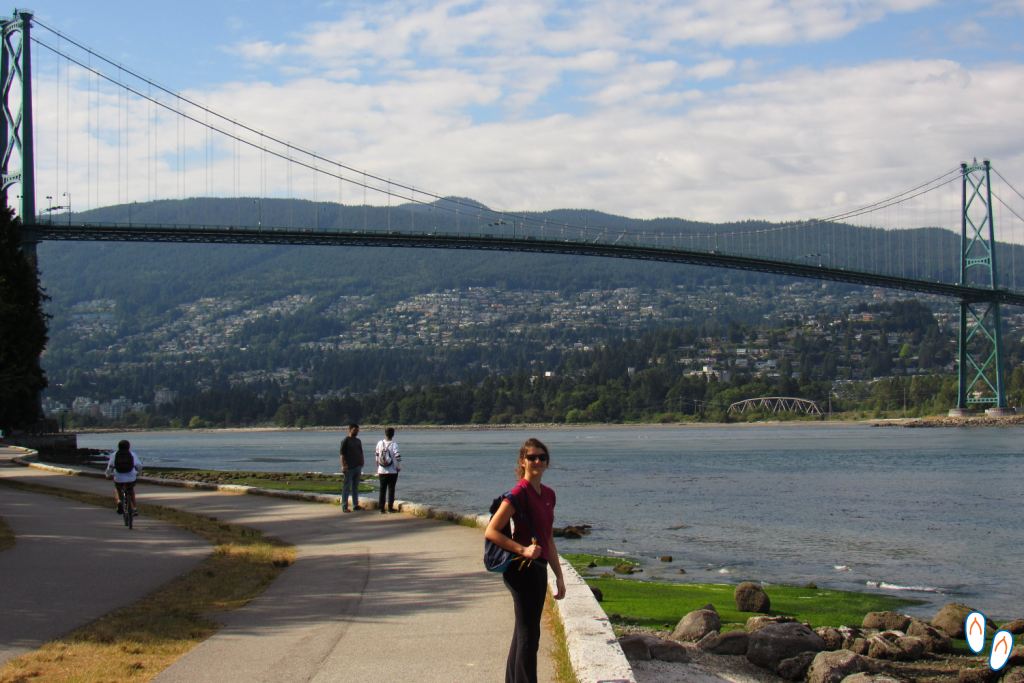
[966,611,986,654]
[989,630,1013,671]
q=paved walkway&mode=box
[0,450,212,666]
[0,450,554,682]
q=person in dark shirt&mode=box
[484,437,566,683]
[339,423,364,512]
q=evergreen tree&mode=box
[0,208,49,431]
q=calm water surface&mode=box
[79,425,1024,618]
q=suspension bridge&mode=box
[4,10,1024,416]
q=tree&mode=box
[0,209,49,432]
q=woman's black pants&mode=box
[503,559,548,683]
[378,472,398,510]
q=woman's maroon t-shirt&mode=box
[509,478,556,562]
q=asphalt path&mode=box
[0,451,212,666]
[0,452,554,682]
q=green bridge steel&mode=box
[35,221,1024,307]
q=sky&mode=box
[23,0,1024,224]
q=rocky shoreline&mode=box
[613,588,1023,683]
[874,416,1024,428]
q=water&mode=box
[79,425,1024,619]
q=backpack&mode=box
[483,491,537,573]
[114,449,135,474]
[377,441,393,468]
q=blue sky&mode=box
[25,1,1024,222]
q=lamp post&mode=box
[63,192,70,226]
[254,198,262,229]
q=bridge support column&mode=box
[1,9,36,257]
[951,160,1013,417]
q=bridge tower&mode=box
[950,159,1014,417]
[1,9,36,258]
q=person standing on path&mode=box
[375,427,402,514]
[484,437,566,683]
[339,424,364,513]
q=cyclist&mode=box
[105,439,142,515]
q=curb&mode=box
[548,560,636,683]
[8,450,632,681]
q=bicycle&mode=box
[116,482,137,529]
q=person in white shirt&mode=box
[375,427,402,514]
[104,439,142,515]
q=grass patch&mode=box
[0,479,295,683]
[145,468,376,493]
[545,592,580,683]
[0,515,14,552]
[587,577,924,631]
[563,553,637,569]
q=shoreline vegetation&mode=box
[0,478,294,683]
[68,413,1024,435]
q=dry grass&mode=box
[0,515,14,552]
[0,479,295,683]
[545,592,581,683]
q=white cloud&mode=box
[226,40,288,62]
[689,58,736,80]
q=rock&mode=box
[958,666,1000,683]
[1002,668,1024,683]
[700,630,750,656]
[844,638,869,656]
[617,634,652,661]
[806,650,874,683]
[563,528,583,539]
[777,652,818,681]
[1004,620,1024,635]
[696,631,720,649]
[586,560,597,568]
[702,603,718,612]
[678,568,687,574]
[747,622,826,671]
[1008,645,1024,668]
[643,636,690,663]
[816,627,845,651]
[672,609,722,642]
[867,636,905,661]
[747,615,798,633]
[906,622,951,654]
[736,581,772,613]
[863,612,912,632]
[590,586,603,602]
[661,555,673,562]
[805,583,819,589]
[842,674,902,683]
[934,603,994,639]
[613,563,635,574]
[895,636,925,661]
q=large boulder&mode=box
[806,650,874,683]
[1002,668,1024,683]
[934,604,994,639]
[843,638,869,656]
[816,627,845,651]
[617,634,652,661]
[671,609,722,642]
[1009,645,1024,668]
[905,621,951,654]
[699,630,750,656]
[867,636,905,661]
[736,582,771,613]
[862,612,912,632]
[1003,620,1024,635]
[642,636,690,663]
[747,622,826,671]
[957,666,1000,683]
[896,636,925,661]
[777,652,817,681]
[747,615,798,632]
[842,674,901,683]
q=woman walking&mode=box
[375,427,401,513]
[485,437,566,683]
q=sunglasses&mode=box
[524,453,549,463]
